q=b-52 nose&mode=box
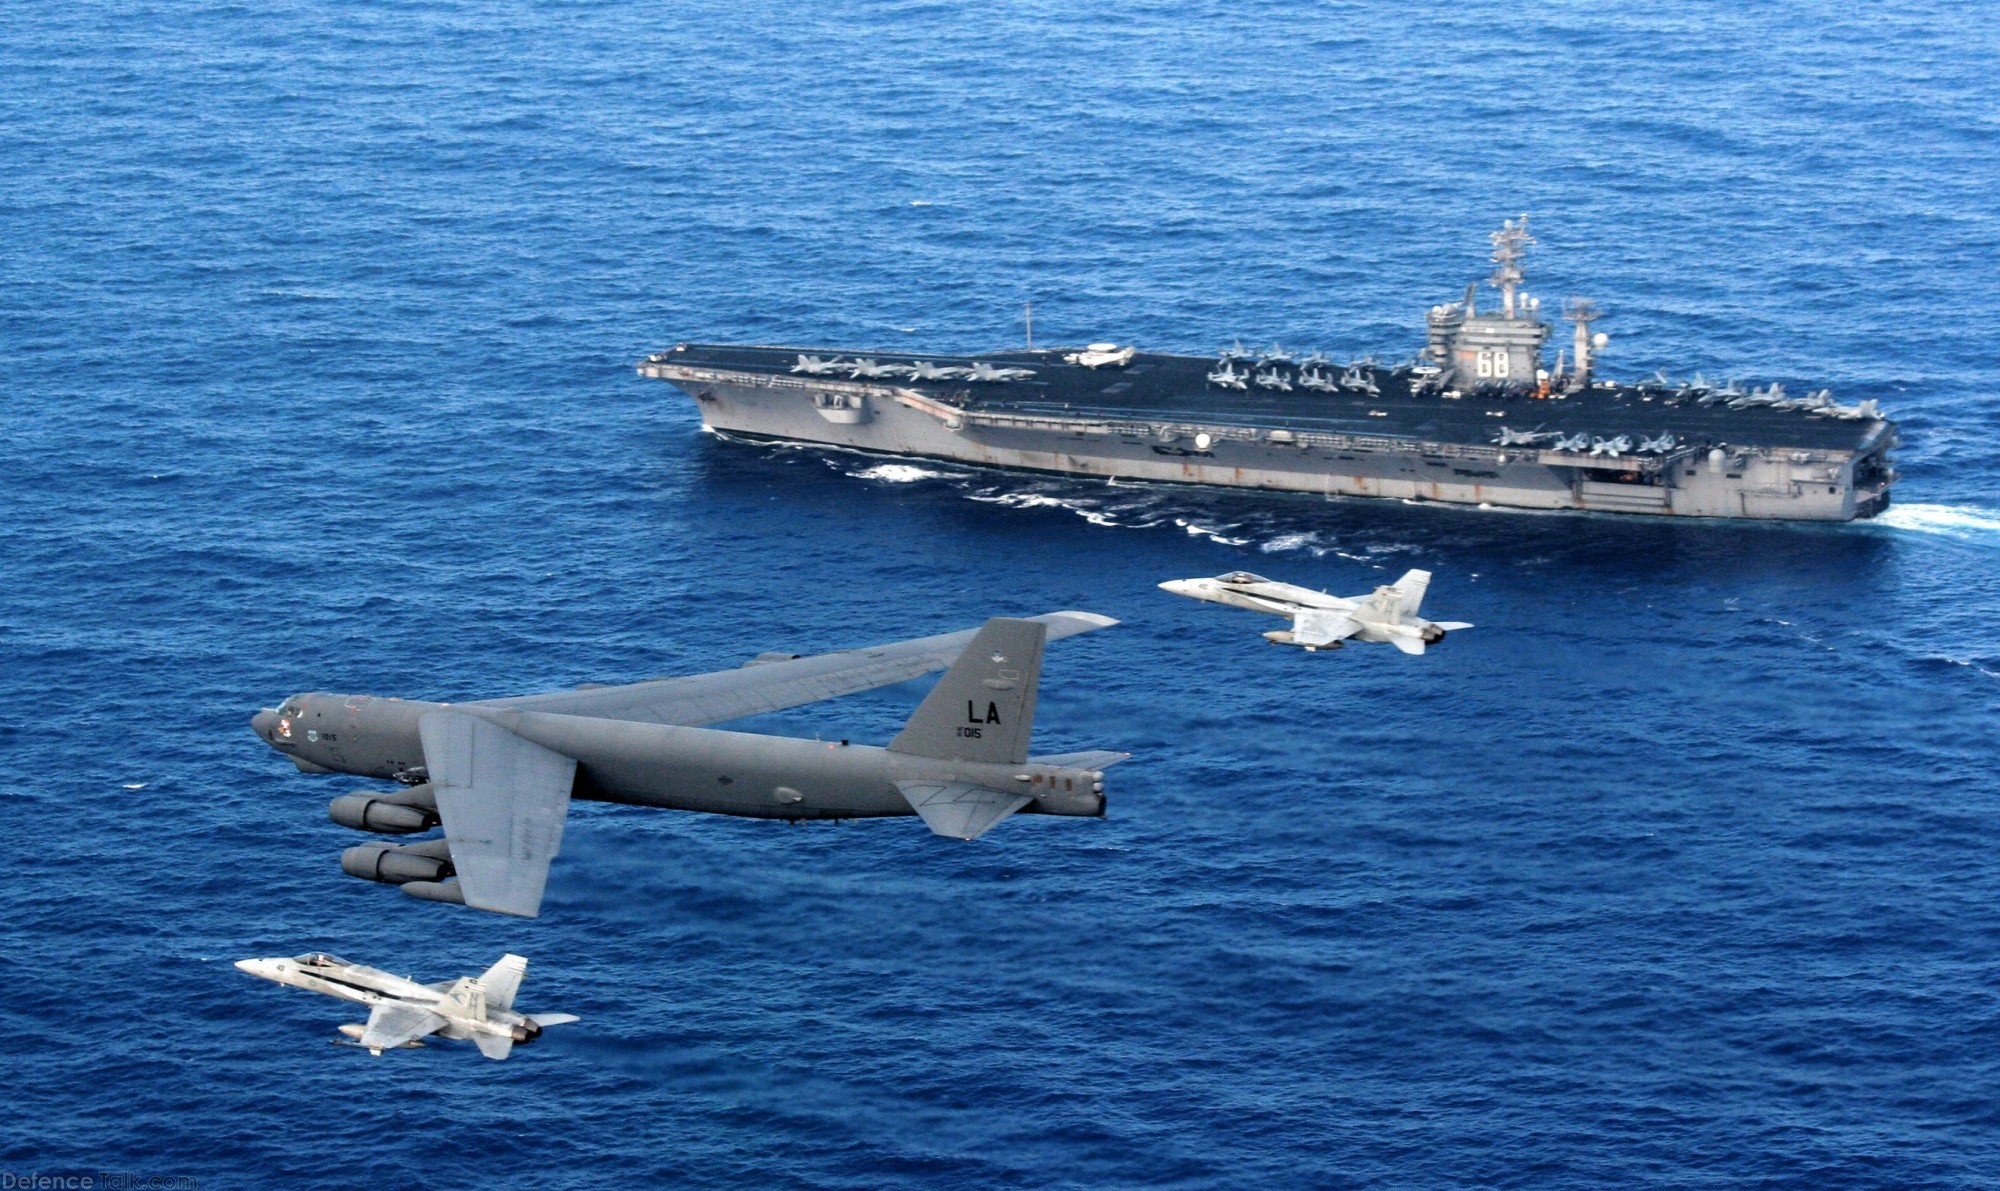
[251,708,278,742]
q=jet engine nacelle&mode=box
[1030,787,1106,817]
[341,838,454,885]
[328,790,439,835]
[1014,767,1108,818]
[401,880,466,905]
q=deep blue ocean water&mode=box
[5,1,2000,1186]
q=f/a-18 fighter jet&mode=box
[1160,571,1471,654]
[251,612,1124,918]
[235,951,577,1059]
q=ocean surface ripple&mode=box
[3,1,1998,1187]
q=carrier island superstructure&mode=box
[640,219,1897,521]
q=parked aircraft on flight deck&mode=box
[251,613,1124,918]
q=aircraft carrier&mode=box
[639,219,1898,521]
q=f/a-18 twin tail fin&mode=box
[1389,569,1431,619]
[888,617,1047,766]
[478,954,528,1012]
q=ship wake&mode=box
[1874,503,2000,543]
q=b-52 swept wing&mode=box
[1161,571,1471,654]
[252,612,1124,918]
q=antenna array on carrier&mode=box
[1563,298,1605,389]
[1489,214,1535,319]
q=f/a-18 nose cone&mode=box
[234,958,264,975]
[251,708,278,741]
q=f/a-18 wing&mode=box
[358,1002,448,1052]
[471,610,1115,728]
[1293,608,1363,648]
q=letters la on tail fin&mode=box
[888,617,1047,765]
[889,618,1052,841]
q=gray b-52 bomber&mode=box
[251,613,1124,918]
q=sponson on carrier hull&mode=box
[639,218,1897,521]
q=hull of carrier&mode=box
[643,220,1899,521]
[651,362,1893,522]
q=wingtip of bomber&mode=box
[1047,610,1120,629]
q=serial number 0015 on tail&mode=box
[639,219,1897,522]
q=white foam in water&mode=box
[1875,504,2000,541]
[1174,518,1250,546]
[1260,531,1320,553]
[849,464,952,483]
[969,490,1123,527]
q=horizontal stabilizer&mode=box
[888,618,1046,765]
[528,1013,581,1029]
[1029,750,1130,770]
[1390,636,1426,656]
[474,1033,514,1061]
[1293,609,1362,647]
[896,779,1032,841]
[1432,621,1474,631]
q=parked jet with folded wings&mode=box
[1159,571,1471,654]
[251,612,1124,918]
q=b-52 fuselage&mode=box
[251,612,1126,918]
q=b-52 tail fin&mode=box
[888,618,1046,765]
